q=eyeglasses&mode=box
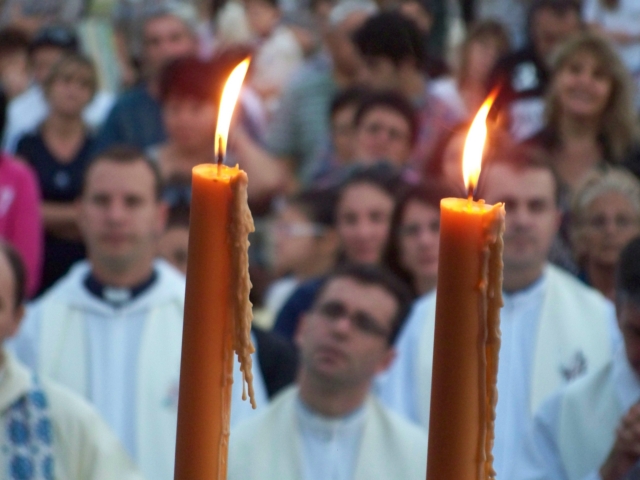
[313,300,390,338]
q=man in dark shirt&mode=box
[95,3,198,152]
[488,0,581,141]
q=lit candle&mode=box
[426,94,505,480]
[174,58,255,480]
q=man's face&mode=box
[354,106,412,166]
[142,15,197,77]
[296,277,397,388]
[78,159,165,272]
[618,299,640,377]
[481,163,560,275]
[0,251,23,344]
[531,8,581,62]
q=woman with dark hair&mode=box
[384,180,456,297]
[16,53,98,293]
[272,164,407,339]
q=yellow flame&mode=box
[214,58,251,158]
[462,91,497,194]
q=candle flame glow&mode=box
[214,58,251,159]
[462,90,498,196]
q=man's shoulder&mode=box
[33,262,91,305]
[232,386,297,440]
[546,265,610,307]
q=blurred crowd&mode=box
[2,0,640,478]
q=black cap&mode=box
[617,236,640,299]
[29,25,79,54]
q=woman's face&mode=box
[398,200,440,293]
[554,51,613,119]
[583,191,640,268]
[46,66,94,117]
[163,98,216,151]
[336,182,394,265]
[465,37,502,84]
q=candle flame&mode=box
[214,58,251,159]
[462,90,498,196]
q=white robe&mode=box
[376,264,618,478]
[515,346,640,480]
[9,260,268,480]
[228,386,428,480]
[0,349,143,480]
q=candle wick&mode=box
[217,137,224,174]
[467,183,474,202]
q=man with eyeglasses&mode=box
[228,264,428,480]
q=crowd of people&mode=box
[1,0,640,478]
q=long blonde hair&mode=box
[545,32,639,162]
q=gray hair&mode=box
[141,2,199,35]
[571,167,640,259]
[328,0,378,28]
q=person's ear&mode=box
[156,200,169,236]
[8,304,25,338]
[375,347,397,375]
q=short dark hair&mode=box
[478,143,561,206]
[352,11,425,69]
[354,90,419,147]
[527,0,582,39]
[314,263,413,345]
[43,53,98,98]
[329,87,370,120]
[616,236,640,304]
[0,241,26,310]
[84,145,164,200]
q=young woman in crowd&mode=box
[431,20,510,119]
[151,56,218,181]
[15,53,98,294]
[530,32,640,197]
[272,164,405,339]
[571,167,640,300]
[384,180,457,297]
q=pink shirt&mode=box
[0,154,43,297]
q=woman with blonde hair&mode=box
[571,167,640,299]
[531,32,640,196]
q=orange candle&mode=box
[426,95,505,480]
[174,59,255,480]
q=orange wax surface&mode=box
[426,197,504,480]
[174,164,254,480]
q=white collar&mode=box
[295,397,366,438]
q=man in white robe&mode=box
[0,240,142,479]
[515,237,640,480]
[229,264,428,480]
[9,147,268,480]
[377,148,619,478]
